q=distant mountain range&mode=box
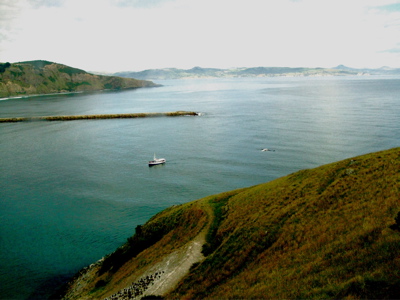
[2,61,398,98]
[0,60,159,98]
[333,65,400,74]
[114,65,400,80]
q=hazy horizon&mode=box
[1,0,400,73]
[6,60,399,75]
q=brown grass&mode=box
[61,147,400,300]
[169,147,400,299]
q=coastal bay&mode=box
[0,76,399,299]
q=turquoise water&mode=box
[1,77,399,299]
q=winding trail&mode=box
[140,201,213,298]
[105,201,214,300]
[62,201,214,300]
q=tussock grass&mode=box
[98,204,207,276]
[61,147,400,300]
[169,147,400,299]
[59,201,208,300]
[202,189,245,256]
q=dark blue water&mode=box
[1,76,399,299]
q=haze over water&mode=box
[0,76,399,299]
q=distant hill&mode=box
[114,65,400,80]
[333,64,400,75]
[114,66,358,80]
[0,60,159,98]
[58,147,400,299]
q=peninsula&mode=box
[0,60,159,98]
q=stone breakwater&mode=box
[0,111,199,123]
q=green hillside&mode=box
[0,60,159,98]
[59,148,400,299]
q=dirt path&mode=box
[141,202,213,297]
[140,231,206,296]
[101,202,214,300]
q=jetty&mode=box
[0,111,199,123]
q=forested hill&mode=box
[58,147,400,299]
[0,60,159,98]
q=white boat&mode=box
[149,154,166,166]
[261,148,275,152]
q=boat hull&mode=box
[148,158,166,166]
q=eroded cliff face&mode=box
[57,201,211,300]
[0,61,159,98]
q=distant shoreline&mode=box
[0,90,84,101]
[113,65,399,80]
[0,85,163,102]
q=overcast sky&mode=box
[1,0,400,72]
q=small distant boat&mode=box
[261,148,275,152]
[149,154,166,166]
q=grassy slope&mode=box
[61,148,400,299]
[59,200,210,299]
[170,147,400,299]
[0,60,158,98]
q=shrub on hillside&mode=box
[0,62,11,74]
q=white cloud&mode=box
[1,0,399,71]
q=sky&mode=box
[1,0,400,73]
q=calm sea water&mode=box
[1,76,399,299]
